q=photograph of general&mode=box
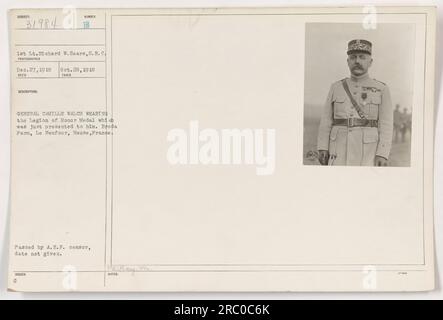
[303,23,414,166]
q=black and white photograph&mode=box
[303,23,415,167]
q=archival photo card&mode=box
[7,6,436,292]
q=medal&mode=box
[361,92,367,105]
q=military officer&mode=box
[317,39,393,166]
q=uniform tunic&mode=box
[317,74,393,166]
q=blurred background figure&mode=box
[400,107,411,143]
[393,104,402,143]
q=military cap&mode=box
[347,39,372,55]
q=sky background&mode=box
[304,23,416,118]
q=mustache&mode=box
[352,65,363,70]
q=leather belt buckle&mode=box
[347,118,354,127]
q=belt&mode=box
[333,118,378,128]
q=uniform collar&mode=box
[350,73,370,82]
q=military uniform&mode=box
[317,40,393,166]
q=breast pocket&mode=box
[367,93,381,119]
[333,95,347,117]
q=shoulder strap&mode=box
[341,79,367,119]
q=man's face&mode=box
[347,52,372,76]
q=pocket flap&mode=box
[333,95,346,103]
[369,94,381,104]
[363,129,379,143]
[329,127,339,141]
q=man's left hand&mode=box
[375,155,388,166]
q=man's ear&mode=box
[369,57,373,66]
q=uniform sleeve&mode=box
[317,85,334,151]
[376,85,394,159]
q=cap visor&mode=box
[347,50,371,55]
